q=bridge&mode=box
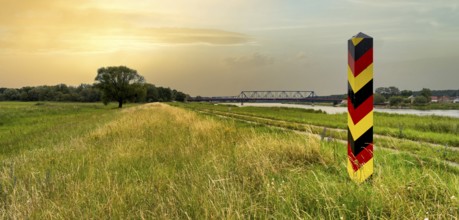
[189,91,344,104]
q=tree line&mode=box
[327,87,458,106]
[374,87,459,106]
[0,83,189,104]
[0,66,189,107]
[374,87,423,106]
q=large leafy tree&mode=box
[94,66,145,108]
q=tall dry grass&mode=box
[0,103,457,219]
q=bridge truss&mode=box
[237,91,316,99]
[190,90,342,103]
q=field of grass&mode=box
[173,103,459,147]
[412,103,459,110]
[0,102,129,157]
[177,106,459,165]
[0,102,458,218]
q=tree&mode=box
[174,91,188,102]
[389,96,403,106]
[376,86,400,99]
[77,84,101,102]
[157,87,173,102]
[145,84,159,102]
[400,90,413,97]
[374,93,386,105]
[3,89,20,100]
[94,66,145,108]
[419,88,432,102]
[388,86,400,96]
[413,96,428,105]
[375,87,389,97]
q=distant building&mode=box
[453,98,459,103]
[438,96,452,103]
[407,95,415,104]
[431,96,438,103]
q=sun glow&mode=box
[1,0,458,95]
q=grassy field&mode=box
[0,102,458,218]
[174,107,459,165]
[412,103,459,110]
[173,103,459,147]
[0,102,127,158]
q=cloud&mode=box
[224,52,274,68]
[0,1,253,53]
[142,28,252,45]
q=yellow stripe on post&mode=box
[348,111,373,140]
[347,158,374,183]
[347,64,373,93]
[352,37,364,46]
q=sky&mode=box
[0,0,458,96]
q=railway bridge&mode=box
[189,91,343,104]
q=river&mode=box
[221,103,459,118]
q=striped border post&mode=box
[347,32,373,183]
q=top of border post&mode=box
[349,32,373,47]
[353,32,372,39]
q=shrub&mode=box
[413,96,428,105]
[389,96,404,106]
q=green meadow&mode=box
[172,103,459,165]
[0,102,458,219]
[174,103,459,147]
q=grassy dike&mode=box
[0,102,458,218]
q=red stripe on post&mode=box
[348,95,373,124]
[347,143,374,171]
[348,48,373,76]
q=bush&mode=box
[389,96,404,106]
[413,96,428,105]
[374,93,386,104]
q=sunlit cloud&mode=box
[0,27,252,53]
[0,0,458,95]
[0,1,252,54]
[144,28,252,46]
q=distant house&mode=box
[431,96,438,103]
[438,96,452,103]
[341,99,348,105]
[407,95,415,104]
[453,98,459,103]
